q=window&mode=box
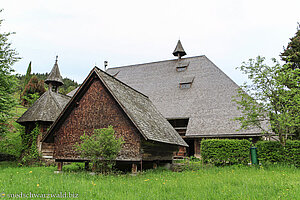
[176,62,189,72]
[112,71,120,77]
[176,66,187,72]
[179,83,191,89]
[168,118,189,136]
[179,76,194,89]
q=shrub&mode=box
[74,126,124,173]
[256,140,300,166]
[201,139,251,166]
[19,125,41,165]
[0,122,23,160]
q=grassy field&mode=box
[0,162,299,199]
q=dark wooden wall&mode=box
[141,140,178,161]
[53,77,142,161]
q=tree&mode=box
[233,56,300,145]
[0,10,19,136]
[23,61,32,91]
[280,24,300,70]
[74,126,124,173]
[21,75,46,107]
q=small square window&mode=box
[179,83,191,89]
[176,66,187,72]
[179,76,194,89]
[176,62,189,72]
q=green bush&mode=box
[20,125,41,165]
[256,140,300,167]
[0,122,23,159]
[201,139,251,166]
[74,126,124,173]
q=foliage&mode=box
[233,56,300,144]
[19,125,41,165]
[1,163,300,199]
[16,72,80,95]
[23,61,32,90]
[201,139,251,166]
[20,75,46,107]
[256,140,300,167]
[74,126,124,173]
[0,10,19,136]
[279,25,300,137]
[21,93,40,107]
[59,77,80,95]
[281,24,300,70]
[0,122,23,159]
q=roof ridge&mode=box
[54,91,72,100]
[107,55,205,70]
[95,67,148,98]
[48,90,63,110]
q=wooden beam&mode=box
[85,162,90,171]
[57,162,63,171]
[132,163,137,174]
[153,162,157,169]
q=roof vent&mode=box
[179,77,194,89]
[176,62,190,72]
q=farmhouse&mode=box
[17,40,264,167]
[106,40,263,156]
[41,67,187,171]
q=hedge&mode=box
[256,140,300,167]
[201,139,251,166]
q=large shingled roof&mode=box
[106,55,264,137]
[17,90,71,124]
[43,67,188,147]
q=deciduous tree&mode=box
[0,10,19,136]
[233,56,299,145]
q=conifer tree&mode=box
[281,24,300,70]
[23,61,32,90]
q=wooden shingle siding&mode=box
[53,78,142,161]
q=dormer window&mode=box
[112,71,120,77]
[176,62,189,72]
[179,77,194,89]
[177,66,187,72]
[179,83,191,89]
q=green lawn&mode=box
[0,162,299,200]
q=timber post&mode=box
[85,162,90,171]
[57,162,63,171]
[132,163,137,174]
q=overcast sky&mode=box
[2,0,300,85]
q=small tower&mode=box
[45,56,64,93]
[173,40,187,59]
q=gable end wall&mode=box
[53,77,142,161]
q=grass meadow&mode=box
[0,162,299,199]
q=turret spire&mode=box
[45,56,64,93]
[173,40,187,59]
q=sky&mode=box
[1,0,300,85]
